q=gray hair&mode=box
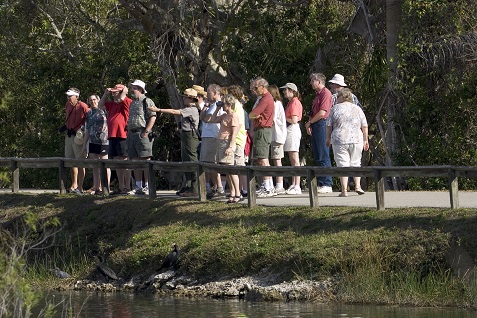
[223,94,236,111]
[207,84,222,95]
[309,73,326,83]
[255,77,269,89]
[336,88,353,103]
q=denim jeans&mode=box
[310,120,332,187]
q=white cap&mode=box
[279,83,298,92]
[66,88,80,97]
[130,79,147,94]
[328,74,347,87]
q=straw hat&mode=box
[192,85,206,97]
[181,88,199,100]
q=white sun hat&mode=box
[328,74,347,87]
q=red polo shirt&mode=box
[250,91,274,129]
[311,87,332,119]
[65,101,89,131]
[105,97,132,139]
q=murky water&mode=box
[34,291,475,318]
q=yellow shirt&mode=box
[233,100,246,147]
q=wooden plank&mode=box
[307,169,319,208]
[197,164,207,202]
[374,170,385,210]
[247,168,257,208]
[59,160,67,194]
[11,160,19,193]
[15,158,62,168]
[448,169,459,209]
[148,162,157,199]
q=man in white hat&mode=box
[126,79,157,195]
[328,74,363,108]
[63,87,89,194]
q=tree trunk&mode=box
[385,0,403,189]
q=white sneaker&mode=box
[274,187,286,195]
[128,187,141,195]
[286,187,302,195]
[256,185,266,195]
[317,186,332,194]
[136,186,149,195]
[257,188,275,198]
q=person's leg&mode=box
[89,153,100,191]
[311,121,332,187]
[339,176,348,196]
[288,151,301,188]
[70,167,78,190]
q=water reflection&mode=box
[36,291,475,318]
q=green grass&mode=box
[2,193,477,307]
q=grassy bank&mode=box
[2,193,477,307]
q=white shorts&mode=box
[332,143,363,167]
[284,124,301,152]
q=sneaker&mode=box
[274,187,286,195]
[317,186,333,194]
[206,188,225,199]
[128,187,142,195]
[180,191,197,197]
[286,187,302,195]
[240,190,248,198]
[257,188,276,198]
[256,185,266,195]
[71,188,83,195]
[176,187,188,196]
[136,186,149,195]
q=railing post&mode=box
[448,168,459,209]
[59,159,67,194]
[247,167,257,208]
[11,159,19,193]
[148,161,156,199]
[374,169,385,210]
[197,163,206,202]
[99,161,110,195]
[307,168,318,208]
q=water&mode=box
[35,291,475,318]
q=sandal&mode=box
[338,191,348,197]
[226,196,241,204]
[355,188,365,195]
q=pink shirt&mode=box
[285,97,303,122]
[105,97,132,139]
[217,112,239,140]
[311,87,332,119]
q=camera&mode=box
[148,131,158,142]
[216,101,224,107]
[67,128,75,137]
[58,125,67,133]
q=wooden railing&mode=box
[1,157,476,210]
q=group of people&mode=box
[61,72,368,199]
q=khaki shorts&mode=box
[127,130,153,158]
[332,143,363,167]
[284,123,301,152]
[200,137,218,163]
[216,139,234,164]
[65,136,86,159]
[252,127,272,159]
[270,141,284,160]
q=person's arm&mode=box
[98,88,109,110]
[362,126,369,151]
[287,115,299,124]
[208,105,223,123]
[119,86,128,102]
[226,123,240,156]
[153,108,181,115]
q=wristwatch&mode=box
[145,129,150,133]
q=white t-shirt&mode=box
[201,101,225,138]
[272,100,287,144]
